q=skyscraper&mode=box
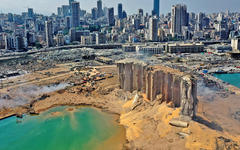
[152,0,160,17]
[69,0,74,5]
[138,9,144,16]
[149,17,158,41]
[118,3,123,19]
[28,8,34,18]
[45,20,54,47]
[71,2,80,28]
[57,7,62,16]
[62,5,70,17]
[171,4,188,36]
[7,13,14,22]
[65,16,71,30]
[69,0,75,15]
[197,12,205,31]
[122,11,127,19]
[92,8,98,20]
[15,36,26,51]
[108,8,115,26]
[97,0,103,18]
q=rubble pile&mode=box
[117,59,198,118]
[0,48,126,75]
[68,67,114,94]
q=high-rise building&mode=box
[71,2,80,28]
[56,32,65,46]
[152,0,160,17]
[118,3,123,19]
[69,0,75,15]
[134,18,141,30]
[26,31,35,46]
[138,9,144,16]
[57,7,63,16]
[97,0,103,18]
[69,0,74,5]
[70,28,76,42]
[149,17,158,41]
[171,4,188,36]
[92,8,98,20]
[7,13,14,22]
[80,10,86,18]
[108,8,115,26]
[122,11,127,19]
[65,16,71,30]
[96,33,106,44]
[45,20,54,47]
[62,5,70,17]
[197,12,205,31]
[202,17,210,28]
[28,8,34,18]
[14,36,26,51]
[103,7,108,17]
[5,35,14,50]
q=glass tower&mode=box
[153,0,160,17]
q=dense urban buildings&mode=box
[0,0,240,51]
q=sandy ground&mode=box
[0,65,240,150]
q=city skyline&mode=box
[0,0,240,15]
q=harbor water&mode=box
[213,73,240,88]
[0,107,125,150]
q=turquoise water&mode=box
[0,107,125,150]
[213,73,240,88]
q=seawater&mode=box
[0,107,125,150]
[213,73,240,88]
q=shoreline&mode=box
[0,100,123,122]
[0,102,128,150]
[0,65,240,149]
[0,104,127,150]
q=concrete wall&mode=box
[117,59,147,92]
[117,59,198,118]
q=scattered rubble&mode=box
[216,136,240,150]
[232,110,240,122]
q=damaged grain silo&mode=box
[117,59,198,118]
[117,59,147,92]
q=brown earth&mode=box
[0,65,240,150]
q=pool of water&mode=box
[213,73,240,88]
[0,107,125,150]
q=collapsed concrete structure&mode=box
[117,59,198,118]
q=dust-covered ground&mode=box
[0,64,240,150]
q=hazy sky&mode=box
[0,0,239,15]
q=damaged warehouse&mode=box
[117,59,198,118]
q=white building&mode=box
[231,37,240,52]
[137,45,163,54]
